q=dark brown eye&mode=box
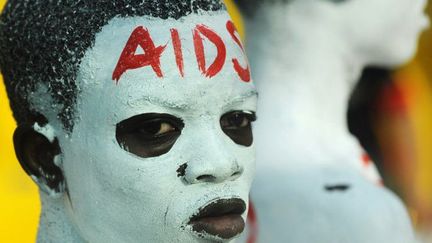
[138,121,176,137]
[116,113,184,158]
[220,111,256,146]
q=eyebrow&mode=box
[129,90,258,110]
[225,90,259,106]
[128,96,190,110]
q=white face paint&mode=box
[56,11,256,243]
[290,0,429,66]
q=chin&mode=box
[372,41,419,68]
[391,46,419,67]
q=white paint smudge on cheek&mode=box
[33,122,56,143]
[53,154,62,167]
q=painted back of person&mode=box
[235,0,428,242]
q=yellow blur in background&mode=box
[0,0,243,241]
[0,0,40,241]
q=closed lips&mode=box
[188,198,246,240]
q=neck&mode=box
[245,3,364,137]
[37,192,85,243]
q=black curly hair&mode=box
[0,0,225,132]
[233,0,271,15]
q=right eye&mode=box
[116,113,184,158]
[220,111,257,147]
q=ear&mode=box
[13,122,65,197]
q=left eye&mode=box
[220,111,257,146]
[138,121,177,137]
[116,113,184,158]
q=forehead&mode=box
[76,10,255,117]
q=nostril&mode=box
[196,174,216,182]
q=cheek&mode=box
[62,136,185,239]
[64,126,174,197]
[235,145,256,185]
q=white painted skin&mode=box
[31,11,257,243]
[239,0,429,242]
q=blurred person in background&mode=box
[235,0,429,242]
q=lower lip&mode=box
[189,214,245,239]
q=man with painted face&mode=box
[0,1,257,242]
[235,0,428,242]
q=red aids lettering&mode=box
[226,20,251,82]
[170,28,184,77]
[193,24,226,78]
[112,26,166,83]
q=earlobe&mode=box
[13,123,65,197]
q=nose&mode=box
[182,134,244,185]
[184,160,243,184]
[183,161,243,184]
